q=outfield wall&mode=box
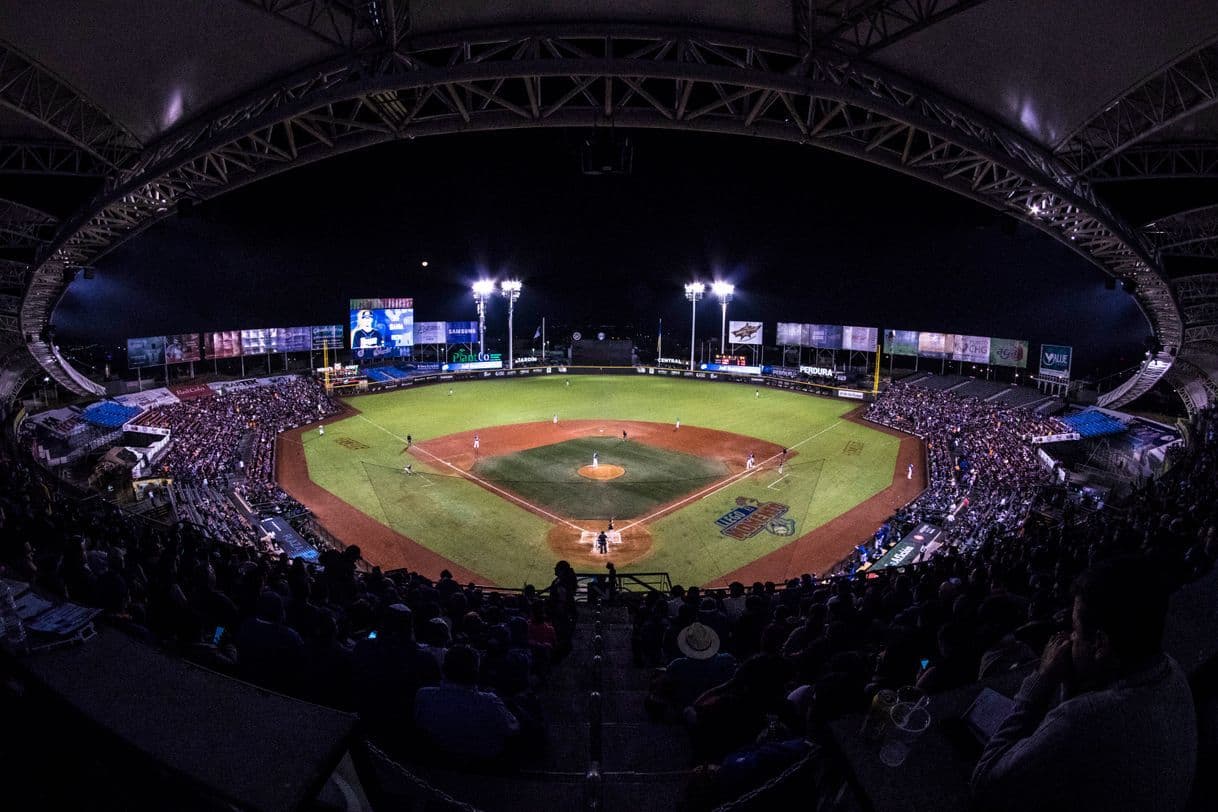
[339,363,877,402]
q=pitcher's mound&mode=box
[578,464,625,480]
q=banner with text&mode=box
[804,324,843,349]
[951,334,990,364]
[414,321,446,344]
[204,331,241,359]
[728,320,763,345]
[1039,344,1072,379]
[164,333,201,364]
[776,322,803,346]
[445,320,479,344]
[127,336,166,368]
[842,326,879,352]
[311,324,344,350]
[988,337,1029,368]
[917,332,950,359]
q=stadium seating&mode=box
[4,386,1214,812]
[82,400,143,429]
[1060,409,1128,439]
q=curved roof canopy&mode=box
[1,1,1217,407]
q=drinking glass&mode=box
[878,702,931,767]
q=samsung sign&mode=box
[445,321,479,344]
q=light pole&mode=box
[712,281,734,361]
[472,280,496,360]
[684,282,705,370]
[500,279,522,369]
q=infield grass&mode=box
[472,437,730,519]
[302,375,899,586]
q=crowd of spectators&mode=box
[0,452,583,764]
[137,376,341,544]
[855,378,1070,564]
[631,399,1216,809]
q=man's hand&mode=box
[1037,630,1072,683]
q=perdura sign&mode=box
[1039,344,1072,379]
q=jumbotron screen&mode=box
[349,297,414,359]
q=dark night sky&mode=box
[55,129,1147,379]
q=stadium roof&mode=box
[2,1,1218,412]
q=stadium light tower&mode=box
[500,279,523,369]
[472,280,496,359]
[712,281,734,357]
[684,282,705,370]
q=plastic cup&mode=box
[878,702,931,767]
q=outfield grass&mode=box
[472,437,730,519]
[302,375,899,586]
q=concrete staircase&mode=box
[393,603,694,811]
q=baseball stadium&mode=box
[2,4,1217,812]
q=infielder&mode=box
[592,451,599,468]
[553,414,558,424]
[746,452,755,470]
[474,433,480,450]
[675,418,680,430]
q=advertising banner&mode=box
[951,334,991,364]
[700,363,763,375]
[349,298,413,356]
[873,523,944,570]
[127,336,166,368]
[442,360,503,372]
[842,326,879,352]
[728,320,763,345]
[204,331,241,359]
[271,327,311,352]
[414,321,447,344]
[776,322,804,346]
[1039,344,1072,379]
[163,333,201,364]
[311,324,344,350]
[917,332,950,359]
[445,320,479,344]
[803,324,843,349]
[241,328,271,356]
[885,330,920,357]
[988,337,1029,368]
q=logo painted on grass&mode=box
[715,497,796,540]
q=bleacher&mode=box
[991,386,1048,408]
[82,400,144,429]
[1061,409,1128,439]
[908,373,967,391]
[361,365,413,383]
[951,378,1008,399]
[363,368,395,383]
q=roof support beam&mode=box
[0,139,110,176]
[1087,141,1218,181]
[811,0,993,56]
[1059,39,1218,176]
[0,42,140,167]
[19,26,1176,403]
[0,199,57,249]
[1143,204,1218,259]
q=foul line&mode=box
[620,419,843,532]
[357,415,587,533]
[767,474,790,490]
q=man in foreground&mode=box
[971,556,1196,811]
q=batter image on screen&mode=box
[351,309,384,349]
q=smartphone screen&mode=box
[212,626,225,645]
[920,658,930,670]
[367,630,378,640]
